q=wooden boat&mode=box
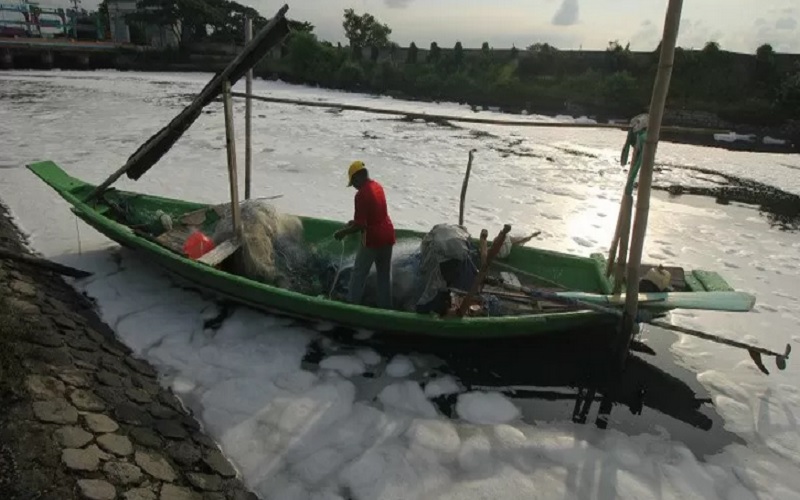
[26,160,753,339]
[22,5,787,373]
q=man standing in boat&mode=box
[334,161,396,309]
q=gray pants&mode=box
[348,244,393,309]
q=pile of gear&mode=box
[333,223,531,315]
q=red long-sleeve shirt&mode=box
[353,179,396,248]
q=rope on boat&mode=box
[328,239,346,299]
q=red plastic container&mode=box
[183,231,215,259]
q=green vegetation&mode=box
[129,3,800,125]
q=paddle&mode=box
[484,277,790,374]
[648,319,791,375]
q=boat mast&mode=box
[616,0,684,363]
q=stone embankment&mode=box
[0,201,256,500]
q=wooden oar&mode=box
[649,320,791,375]
[487,278,789,374]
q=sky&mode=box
[40,0,800,53]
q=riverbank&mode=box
[2,43,797,154]
[0,201,257,500]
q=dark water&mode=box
[651,163,800,232]
[299,323,744,460]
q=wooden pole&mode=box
[85,4,290,201]
[618,0,684,361]
[223,80,242,237]
[230,92,727,135]
[456,224,511,317]
[612,193,633,294]
[605,193,627,276]
[244,16,253,200]
[459,149,476,226]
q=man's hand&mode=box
[334,222,354,241]
[335,221,363,241]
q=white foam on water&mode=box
[1,70,800,500]
[385,355,415,377]
[424,376,462,398]
[320,355,367,377]
[456,392,522,425]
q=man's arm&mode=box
[334,221,365,240]
[334,193,368,240]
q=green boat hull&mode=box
[26,160,740,339]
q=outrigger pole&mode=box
[616,0,683,363]
[86,4,291,202]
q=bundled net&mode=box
[330,239,424,310]
[331,224,479,312]
[211,199,331,295]
[415,223,475,307]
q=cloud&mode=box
[384,0,414,7]
[552,0,579,26]
[631,20,659,50]
[775,17,797,30]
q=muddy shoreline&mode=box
[0,200,256,500]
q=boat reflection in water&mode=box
[305,325,743,458]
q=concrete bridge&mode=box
[0,37,153,69]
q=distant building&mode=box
[106,0,179,48]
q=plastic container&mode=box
[183,231,215,259]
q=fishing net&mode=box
[332,239,424,310]
[211,199,330,295]
[416,224,477,306]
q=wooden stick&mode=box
[492,260,567,290]
[459,149,476,226]
[606,192,628,276]
[244,16,253,201]
[223,80,242,238]
[456,224,511,317]
[619,0,684,361]
[613,193,633,294]
[0,248,92,278]
[478,229,488,268]
[230,92,728,135]
[85,5,290,201]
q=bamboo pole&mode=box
[223,80,242,237]
[605,193,627,276]
[244,16,253,200]
[618,0,684,361]
[459,149,476,226]
[612,193,633,294]
[229,92,727,135]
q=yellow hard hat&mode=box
[347,160,365,186]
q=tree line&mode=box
[129,3,800,125]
